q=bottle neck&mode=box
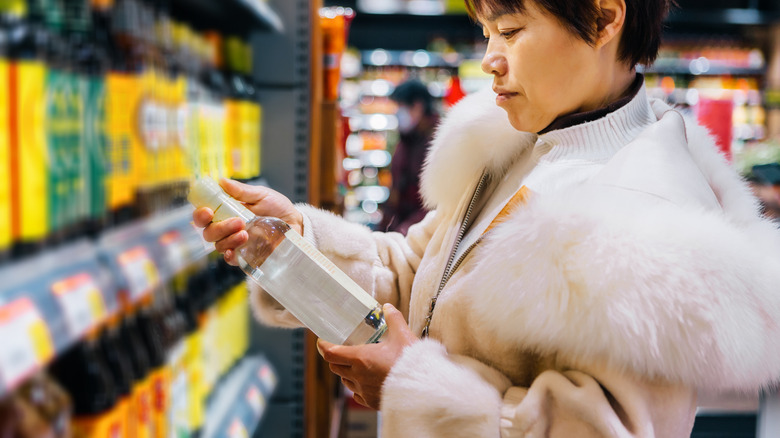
[211,193,255,223]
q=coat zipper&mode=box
[422,171,489,337]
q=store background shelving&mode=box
[0,0,319,435]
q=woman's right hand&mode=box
[192,178,304,266]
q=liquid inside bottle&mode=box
[189,178,387,345]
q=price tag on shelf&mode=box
[0,297,54,388]
[258,365,276,393]
[160,230,187,274]
[51,272,107,337]
[228,419,248,438]
[246,384,265,417]
[118,246,160,300]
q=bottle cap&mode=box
[188,178,255,223]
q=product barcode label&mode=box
[118,246,160,299]
[52,272,106,337]
[0,297,54,387]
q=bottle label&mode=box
[51,272,107,337]
[13,61,49,241]
[0,297,54,388]
[105,73,140,210]
[283,230,378,309]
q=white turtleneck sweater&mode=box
[453,82,657,261]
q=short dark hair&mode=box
[390,80,435,115]
[464,0,674,67]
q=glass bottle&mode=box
[188,177,387,345]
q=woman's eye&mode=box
[499,29,521,39]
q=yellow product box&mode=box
[150,366,171,438]
[185,330,206,432]
[11,61,48,243]
[170,76,189,183]
[0,59,10,251]
[70,404,124,438]
[131,376,154,438]
[224,99,242,179]
[105,73,141,211]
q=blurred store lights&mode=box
[357,0,445,15]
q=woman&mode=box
[194,0,780,435]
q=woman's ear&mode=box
[595,0,626,48]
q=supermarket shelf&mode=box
[667,8,780,26]
[170,0,284,34]
[642,59,765,76]
[361,49,461,68]
[0,206,211,397]
[203,355,278,438]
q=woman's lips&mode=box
[495,92,518,104]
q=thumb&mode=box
[383,303,414,342]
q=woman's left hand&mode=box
[317,303,417,410]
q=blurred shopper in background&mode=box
[195,0,780,435]
[379,80,439,235]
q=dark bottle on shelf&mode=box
[137,299,170,438]
[98,315,136,437]
[119,307,154,438]
[49,335,123,437]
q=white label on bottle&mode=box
[51,272,106,337]
[0,298,53,388]
[283,230,379,310]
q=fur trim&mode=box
[420,88,536,211]
[463,182,780,392]
[382,339,511,437]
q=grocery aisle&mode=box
[3,0,780,437]
[0,0,291,436]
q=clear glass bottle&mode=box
[188,178,387,345]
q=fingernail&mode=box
[316,340,324,356]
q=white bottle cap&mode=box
[188,178,255,223]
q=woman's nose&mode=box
[481,48,507,76]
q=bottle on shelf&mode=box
[188,177,387,345]
[8,0,51,257]
[98,315,136,438]
[49,334,123,438]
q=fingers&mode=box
[383,303,417,344]
[317,339,356,366]
[330,363,351,377]
[224,249,239,267]
[220,178,275,204]
[202,217,245,243]
[214,230,249,254]
[193,207,214,228]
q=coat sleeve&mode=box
[380,339,697,438]
[249,205,438,327]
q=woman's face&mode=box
[479,2,612,133]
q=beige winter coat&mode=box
[250,88,780,437]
